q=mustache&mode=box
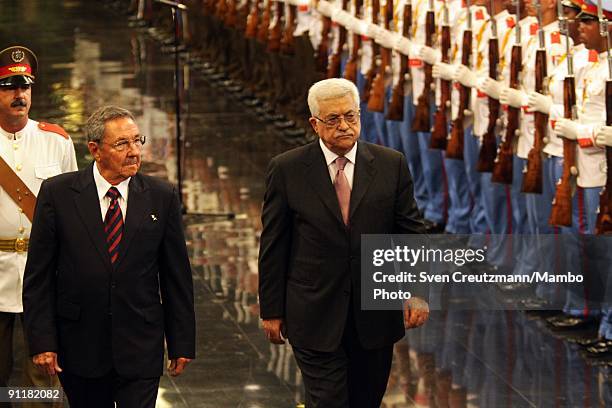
[11,99,27,108]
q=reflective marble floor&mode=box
[1,1,611,406]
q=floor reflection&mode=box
[1,1,610,407]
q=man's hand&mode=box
[527,91,552,114]
[262,318,285,344]
[500,87,528,108]
[33,352,62,376]
[432,62,455,80]
[453,65,478,88]
[168,357,192,377]
[419,45,441,65]
[479,77,503,99]
[554,118,580,140]
[403,297,429,329]
[595,125,612,147]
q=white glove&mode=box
[500,87,528,108]
[595,125,612,147]
[453,65,478,88]
[554,118,580,140]
[527,91,553,114]
[394,36,411,56]
[419,46,441,65]
[331,10,351,27]
[348,18,368,36]
[375,29,398,49]
[366,23,384,40]
[479,77,503,99]
[316,0,335,17]
[432,62,455,80]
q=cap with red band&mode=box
[0,46,37,86]
[577,0,612,20]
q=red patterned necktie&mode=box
[104,187,123,264]
[334,157,351,225]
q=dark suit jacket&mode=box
[258,141,424,352]
[23,163,196,379]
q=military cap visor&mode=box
[562,0,582,11]
[0,46,37,84]
[0,75,35,87]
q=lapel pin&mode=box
[151,214,158,221]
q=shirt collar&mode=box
[93,162,131,201]
[0,118,34,141]
[543,20,559,33]
[319,139,358,167]
[495,9,510,23]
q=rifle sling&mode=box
[0,156,36,223]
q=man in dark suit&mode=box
[22,106,196,408]
[258,78,429,407]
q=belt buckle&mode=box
[14,238,26,252]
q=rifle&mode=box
[431,0,451,149]
[522,1,548,193]
[316,2,333,73]
[387,1,412,121]
[328,0,350,77]
[267,0,284,52]
[367,0,393,112]
[225,0,238,27]
[492,0,521,183]
[362,0,381,101]
[238,0,253,33]
[344,0,364,83]
[446,0,472,159]
[412,0,436,131]
[245,0,261,38]
[477,0,500,169]
[549,1,577,226]
[256,0,272,43]
[595,0,612,234]
[216,0,228,20]
[281,3,298,54]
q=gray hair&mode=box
[85,105,136,142]
[307,78,360,117]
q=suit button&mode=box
[111,282,116,289]
[343,290,350,296]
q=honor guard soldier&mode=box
[0,46,77,405]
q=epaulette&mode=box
[38,122,69,139]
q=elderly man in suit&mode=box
[22,106,196,408]
[258,78,429,407]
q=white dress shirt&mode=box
[93,162,130,221]
[319,139,357,189]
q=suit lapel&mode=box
[303,143,344,225]
[349,142,376,220]
[115,174,149,269]
[72,164,113,270]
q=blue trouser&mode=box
[464,131,488,234]
[397,94,428,212]
[443,147,471,233]
[417,129,446,225]
[511,156,529,275]
[532,156,566,303]
[357,72,378,144]
[563,186,603,317]
[481,171,513,271]
[373,86,402,150]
